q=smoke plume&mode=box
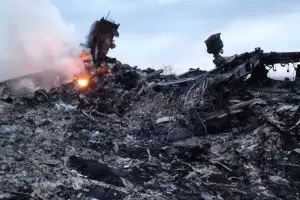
[0,0,84,87]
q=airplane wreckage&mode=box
[0,17,300,200]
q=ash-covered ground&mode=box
[0,63,299,200]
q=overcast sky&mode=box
[52,0,300,74]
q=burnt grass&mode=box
[0,67,300,200]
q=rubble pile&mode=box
[0,18,300,199]
[0,59,300,200]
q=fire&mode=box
[74,73,90,88]
[77,78,89,88]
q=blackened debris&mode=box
[69,156,125,187]
[0,32,300,200]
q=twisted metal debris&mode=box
[0,31,300,200]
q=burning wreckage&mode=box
[0,17,300,200]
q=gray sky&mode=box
[52,0,300,74]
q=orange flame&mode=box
[77,78,89,88]
[74,73,90,88]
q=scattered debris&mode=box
[0,24,300,200]
[155,116,176,124]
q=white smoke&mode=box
[0,0,84,86]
